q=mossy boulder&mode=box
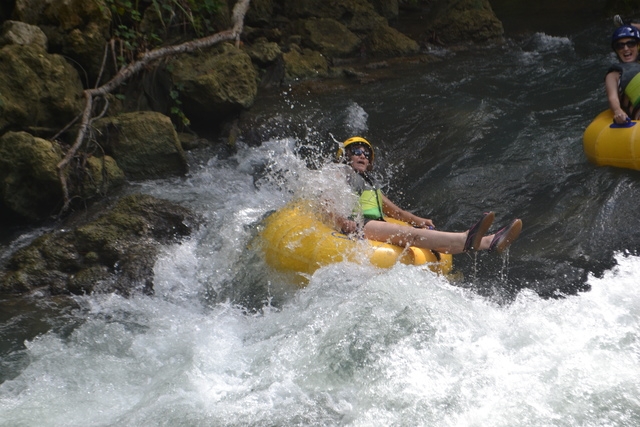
[365,22,420,56]
[13,0,112,84]
[245,37,283,66]
[0,194,199,296]
[299,18,362,58]
[426,0,504,44]
[0,131,65,222]
[0,44,84,135]
[0,131,127,223]
[93,111,188,180]
[279,0,412,58]
[283,44,329,83]
[167,43,258,127]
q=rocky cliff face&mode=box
[0,0,510,226]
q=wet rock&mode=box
[0,194,200,296]
[177,132,212,151]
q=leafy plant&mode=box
[169,86,190,127]
[105,0,224,61]
[103,0,224,124]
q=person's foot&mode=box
[614,14,626,27]
[464,212,495,252]
[489,219,522,253]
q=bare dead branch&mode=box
[95,40,111,89]
[50,113,81,142]
[56,0,252,211]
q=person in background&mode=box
[328,136,522,255]
[606,25,640,124]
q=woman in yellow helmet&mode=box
[332,137,522,254]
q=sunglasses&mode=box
[348,147,371,159]
[615,40,638,50]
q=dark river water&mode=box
[1,13,639,427]
[242,16,640,298]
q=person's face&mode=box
[615,37,639,62]
[347,145,371,173]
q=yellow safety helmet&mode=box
[336,136,375,170]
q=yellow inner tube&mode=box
[258,201,453,286]
[583,109,640,171]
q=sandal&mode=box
[464,212,495,252]
[489,219,522,253]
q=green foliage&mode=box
[105,0,224,62]
[103,0,224,127]
[169,86,191,128]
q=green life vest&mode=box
[344,166,384,220]
[359,188,384,220]
[620,62,640,106]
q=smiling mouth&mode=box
[621,50,636,60]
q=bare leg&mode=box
[363,221,496,254]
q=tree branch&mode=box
[57,0,252,212]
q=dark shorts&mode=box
[363,217,384,226]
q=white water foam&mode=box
[1,253,638,426]
[345,102,369,135]
[2,83,640,427]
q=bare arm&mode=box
[319,197,359,234]
[329,211,359,234]
[381,194,434,228]
[606,71,629,124]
